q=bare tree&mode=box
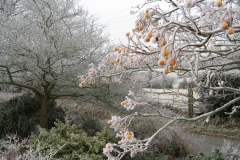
[0,0,111,128]
[0,0,19,19]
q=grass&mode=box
[177,117,240,140]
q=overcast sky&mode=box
[81,0,158,44]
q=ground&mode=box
[177,118,240,140]
[1,91,239,141]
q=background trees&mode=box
[0,0,20,20]
[80,0,240,159]
[0,0,113,128]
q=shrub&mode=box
[140,128,192,159]
[129,117,157,139]
[121,127,199,160]
[65,108,102,136]
[29,121,116,160]
[77,113,102,136]
[0,135,29,159]
[204,73,240,118]
[126,114,200,159]
[149,75,174,89]
[0,94,65,138]
[189,149,225,160]
[178,78,188,89]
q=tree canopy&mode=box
[0,0,112,128]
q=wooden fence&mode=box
[136,86,201,117]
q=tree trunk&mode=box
[188,83,193,118]
[40,95,49,128]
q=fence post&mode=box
[172,94,174,107]
[188,82,194,118]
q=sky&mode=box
[80,0,159,44]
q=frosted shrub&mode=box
[28,121,114,160]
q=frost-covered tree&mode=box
[0,0,19,18]
[0,0,111,128]
[80,0,240,159]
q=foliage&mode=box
[111,127,200,160]
[178,78,188,89]
[190,149,225,160]
[0,135,29,159]
[29,121,116,160]
[149,75,174,89]
[0,134,65,160]
[67,110,102,136]
[128,117,157,139]
[189,144,240,160]
[61,99,129,136]
[204,73,240,117]
[0,94,65,138]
